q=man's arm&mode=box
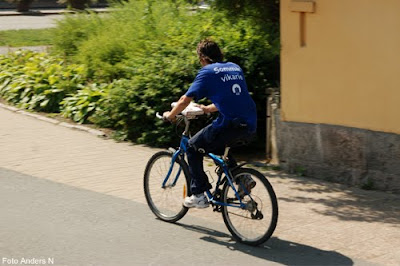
[200,103,218,114]
[163,95,193,122]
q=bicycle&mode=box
[143,103,278,246]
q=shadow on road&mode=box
[178,223,353,266]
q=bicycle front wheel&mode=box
[222,168,278,246]
[144,150,190,223]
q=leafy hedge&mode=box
[61,82,111,123]
[0,51,86,113]
[0,51,108,124]
[1,0,280,148]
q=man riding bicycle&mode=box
[163,39,257,208]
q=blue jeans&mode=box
[187,122,254,195]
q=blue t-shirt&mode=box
[185,62,257,132]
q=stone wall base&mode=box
[274,110,400,194]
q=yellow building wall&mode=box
[281,0,400,134]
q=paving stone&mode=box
[0,106,399,265]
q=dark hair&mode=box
[197,39,224,63]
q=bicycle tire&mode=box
[221,168,278,246]
[144,150,190,223]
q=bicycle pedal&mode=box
[213,206,222,213]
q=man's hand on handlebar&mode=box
[160,98,214,122]
[199,103,218,114]
[162,95,192,123]
[162,111,177,123]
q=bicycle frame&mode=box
[161,116,249,209]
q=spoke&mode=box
[227,211,253,220]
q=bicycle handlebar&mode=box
[155,102,206,121]
[155,112,164,120]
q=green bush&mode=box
[61,82,111,123]
[0,50,87,112]
[50,0,279,147]
[0,0,280,148]
[52,12,103,57]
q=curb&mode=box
[0,102,106,137]
[0,8,110,16]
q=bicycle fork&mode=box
[161,148,182,189]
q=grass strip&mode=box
[0,28,55,47]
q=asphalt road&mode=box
[0,14,60,30]
[0,168,356,266]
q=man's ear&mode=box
[199,57,209,66]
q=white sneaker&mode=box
[183,193,210,208]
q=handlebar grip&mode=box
[156,112,163,119]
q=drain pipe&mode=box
[266,90,279,165]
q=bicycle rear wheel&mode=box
[144,150,190,223]
[222,168,278,246]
